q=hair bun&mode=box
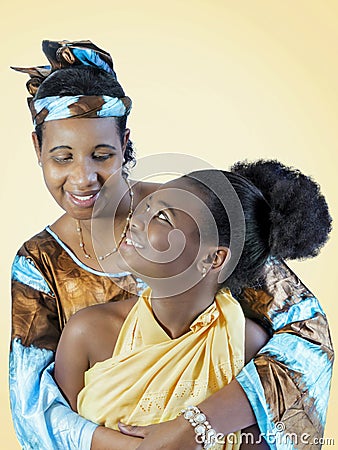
[231,160,332,260]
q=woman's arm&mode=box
[10,250,97,449]
[236,260,334,447]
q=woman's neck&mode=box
[150,282,217,339]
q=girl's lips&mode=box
[67,191,100,208]
[121,231,145,250]
[125,237,144,249]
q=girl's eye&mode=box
[156,210,171,224]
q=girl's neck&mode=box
[50,180,144,272]
[150,281,217,339]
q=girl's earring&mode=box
[38,161,42,167]
[201,267,207,278]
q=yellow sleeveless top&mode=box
[77,287,245,449]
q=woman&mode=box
[54,161,331,450]
[11,40,334,450]
[10,39,153,449]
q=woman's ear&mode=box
[32,132,42,165]
[122,128,131,156]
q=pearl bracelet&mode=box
[180,405,224,449]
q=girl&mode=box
[54,161,331,449]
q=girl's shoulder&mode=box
[72,296,138,327]
[64,297,139,365]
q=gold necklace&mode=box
[75,177,134,261]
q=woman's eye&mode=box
[93,153,113,161]
[53,155,73,163]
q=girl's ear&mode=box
[197,247,230,277]
[32,132,42,164]
[212,247,230,270]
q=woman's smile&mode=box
[66,190,101,208]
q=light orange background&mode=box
[1,1,337,448]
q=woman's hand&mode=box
[118,416,202,450]
[91,426,142,450]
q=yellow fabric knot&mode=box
[190,303,219,332]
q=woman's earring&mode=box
[38,161,42,167]
[201,267,207,278]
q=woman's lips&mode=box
[67,191,100,208]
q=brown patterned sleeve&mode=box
[11,279,61,352]
[11,237,63,352]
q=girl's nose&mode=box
[130,213,146,232]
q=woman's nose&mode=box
[69,160,98,187]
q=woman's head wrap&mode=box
[12,40,132,126]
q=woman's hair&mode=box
[34,65,136,172]
[184,160,332,296]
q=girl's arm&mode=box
[54,309,91,411]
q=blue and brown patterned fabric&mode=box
[11,40,132,126]
[12,39,118,96]
[237,259,333,449]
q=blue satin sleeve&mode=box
[10,338,98,449]
[10,253,98,449]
